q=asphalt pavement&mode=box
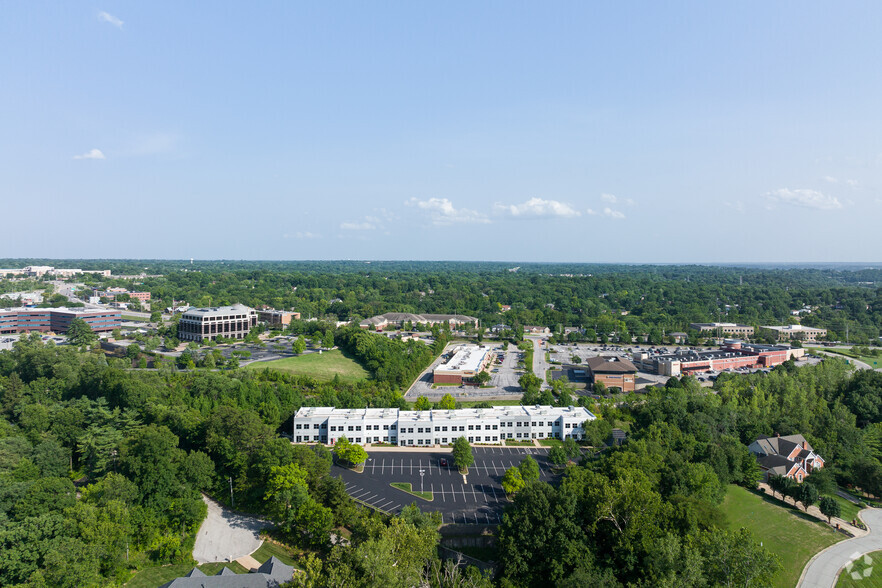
[799,508,882,587]
[192,495,266,563]
[334,446,558,525]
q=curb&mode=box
[797,507,876,587]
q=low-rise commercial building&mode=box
[0,307,121,334]
[257,309,301,326]
[584,356,637,392]
[359,312,478,331]
[689,322,755,337]
[433,344,493,384]
[292,405,595,446]
[178,304,257,342]
[760,324,827,342]
[632,340,804,377]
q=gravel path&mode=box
[192,495,265,563]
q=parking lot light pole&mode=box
[419,469,425,494]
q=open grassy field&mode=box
[837,550,882,587]
[126,562,248,588]
[723,485,844,588]
[244,349,370,384]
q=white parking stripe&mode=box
[451,484,456,502]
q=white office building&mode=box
[292,405,595,446]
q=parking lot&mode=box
[405,343,525,401]
[333,447,557,524]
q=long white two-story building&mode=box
[292,405,595,446]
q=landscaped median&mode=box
[390,482,433,501]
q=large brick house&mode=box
[748,434,825,482]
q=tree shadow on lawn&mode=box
[746,487,830,526]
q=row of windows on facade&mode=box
[295,421,578,432]
[185,314,251,321]
[295,430,575,444]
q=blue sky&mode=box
[2,2,881,262]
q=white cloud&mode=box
[846,179,860,188]
[98,11,123,28]
[284,231,320,239]
[822,175,838,183]
[586,207,625,219]
[493,197,581,218]
[407,197,489,225]
[603,207,626,219]
[768,188,843,210]
[601,193,617,203]
[73,148,106,160]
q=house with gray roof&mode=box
[159,556,294,588]
[748,433,825,482]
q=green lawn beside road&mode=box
[837,550,882,587]
[244,349,369,384]
[723,485,843,588]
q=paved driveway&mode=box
[799,508,882,587]
[192,495,266,563]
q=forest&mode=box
[2,325,882,585]
[2,260,882,343]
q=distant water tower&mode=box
[190,258,193,265]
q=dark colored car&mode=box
[439,458,448,467]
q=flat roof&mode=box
[295,405,595,421]
[182,304,254,318]
[761,325,826,332]
[435,344,490,374]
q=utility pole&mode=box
[228,476,234,508]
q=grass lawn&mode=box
[244,349,369,384]
[836,550,882,587]
[249,541,302,567]
[723,485,843,588]
[122,315,148,322]
[126,562,248,588]
[833,494,863,524]
[505,439,535,446]
[391,482,433,501]
[538,439,564,447]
